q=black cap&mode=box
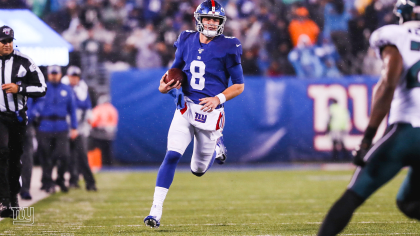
[0,25,15,41]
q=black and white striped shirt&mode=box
[0,50,47,112]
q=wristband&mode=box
[216,93,226,104]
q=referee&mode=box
[0,25,47,218]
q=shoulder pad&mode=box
[222,35,241,49]
[181,30,197,38]
[370,25,405,52]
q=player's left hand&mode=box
[2,83,18,94]
[352,139,371,167]
[199,97,220,113]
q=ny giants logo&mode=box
[195,113,207,123]
[3,28,11,35]
[308,84,387,151]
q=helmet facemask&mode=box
[194,13,226,37]
[394,0,420,24]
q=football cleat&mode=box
[215,136,227,164]
[144,215,160,228]
[144,205,162,228]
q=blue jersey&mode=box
[37,82,78,132]
[172,31,243,104]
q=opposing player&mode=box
[318,0,420,235]
[143,0,244,228]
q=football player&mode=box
[318,0,420,235]
[144,0,244,228]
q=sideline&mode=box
[0,167,49,222]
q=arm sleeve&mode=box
[68,90,78,129]
[170,52,185,69]
[226,38,242,69]
[227,63,244,84]
[170,32,186,69]
[18,59,47,97]
[26,98,34,123]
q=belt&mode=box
[40,115,66,121]
[0,111,16,117]
[215,104,224,109]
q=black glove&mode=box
[352,139,371,167]
[352,126,377,167]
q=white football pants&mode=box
[167,110,219,174]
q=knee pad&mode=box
[0,147,10,164]
[191,170,205,177]
[397,200,420,220]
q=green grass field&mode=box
[0,169,419,235]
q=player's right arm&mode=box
[367,46,403,130]
[159,31,188,94]
[221,64,245,101]
[353,25,404,166]
[199,37,245,112]
[353,45,403,166]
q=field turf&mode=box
[0,169,419,235]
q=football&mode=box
[165,68,187,86]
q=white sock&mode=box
[149,187,168,220]
[152,186,168,207]
[215,144,221,158]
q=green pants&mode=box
[349,123,420,202]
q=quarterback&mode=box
[318,0,420,235]
[144,0,244,228]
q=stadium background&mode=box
[0,0,393,163]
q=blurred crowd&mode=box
[0,0,396,78]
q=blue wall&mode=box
[111,69,379,164]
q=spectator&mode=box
[79,0,102,30]
[101,0,128,31]
[348,9,368,57]
[243,15,263,50]
[45,0,79,34]
[0,0,27,9]
[126,24,162,68]
[324,58,342,78]
[267,61,282,77]
[62,66,97,191]
[89,95,118,166]
[316,38,342,77]
[242,49,260,75]
[37,65,78,193]
[327,98,351,162]
[288,6,320,47]
[264,17,292,62]
[288,34,324,78]
[323,0,352,74]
